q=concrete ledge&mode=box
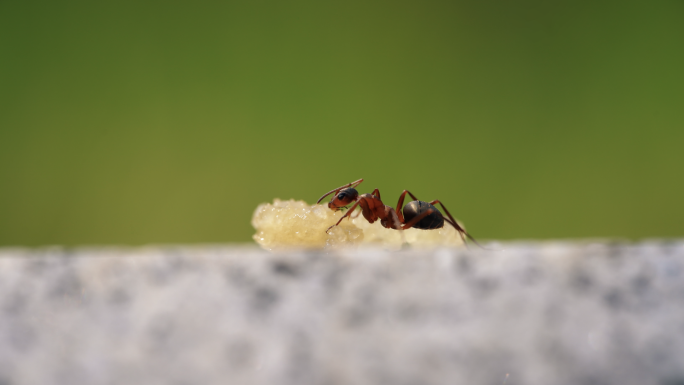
[1,241,683,385]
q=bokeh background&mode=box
[1,0,683,246]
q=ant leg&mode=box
[326,199,363,233]
[443,217,467,246]
[428,200,484,248]
[395,190,421,223]
[317,179,364,204]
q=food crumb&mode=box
[252,199,466,250]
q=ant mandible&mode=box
[316,179,483,247]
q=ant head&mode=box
[327,187,358,211]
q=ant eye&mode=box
[338,193,346,199]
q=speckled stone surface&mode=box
[1,241,683,385]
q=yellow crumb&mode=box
[252,199,465,251]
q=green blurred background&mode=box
[1,0,683,246]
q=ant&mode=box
[316,178,483,247]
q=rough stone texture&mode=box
[1,241,683,385]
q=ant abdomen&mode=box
[403,201,444,230]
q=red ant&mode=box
[316,179,483,247]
